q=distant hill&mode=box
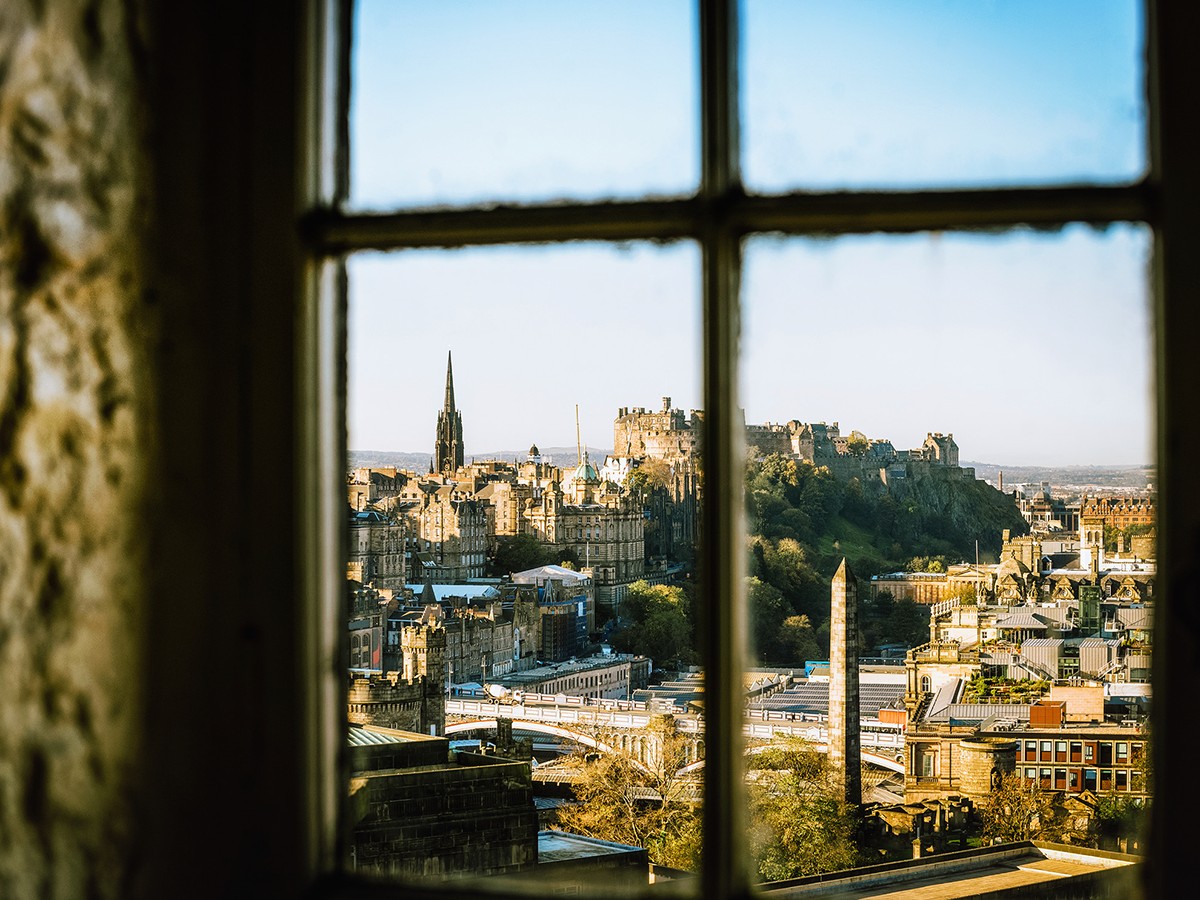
[348,447,613,472]
[965,462,1155,493]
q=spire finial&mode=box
[575,404,582,466]
[444,350,456,411]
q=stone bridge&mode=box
[445,696,905,774]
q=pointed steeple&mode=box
[444,351,456,412]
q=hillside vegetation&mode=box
[743,454,1025,663]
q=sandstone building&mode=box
[523,455,645,612]
[409,483,487,581]
[348,508,407,588]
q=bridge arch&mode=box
[679,745,904,775]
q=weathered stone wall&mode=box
[349,675,440,734]
[958,738,1016,798]
[613,404,697,461]
[0,2,151,897]
[352,753,538,879]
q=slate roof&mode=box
[926,678,963,719]
[404,583,500,602]
[749,680,906,718]
[995,612,1052,630]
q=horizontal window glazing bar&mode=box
[302,184,1153,253]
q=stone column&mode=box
[829,559,862,806]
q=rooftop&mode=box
[493,653,643,688]
[536,831,645,864]
[510,564,591,585]
[761,842,1138,899]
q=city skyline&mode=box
[347,1,1152,469]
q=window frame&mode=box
[292,1,1200,897]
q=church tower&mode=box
[434,351,464,476]
[829,558,862,807]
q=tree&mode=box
[975,772,1060,843]
[748,740,861,880]
[906,555,947,573]
[556,716,701,870]
[886,596,931,648]
[948,583,979,606]
[1091,792,1146,852]
[489,532,554,576]
[625,458,672,496]
[777,615,820,666]
[845,431,870,457]
[748,577,789,663]
[609,581,695,667]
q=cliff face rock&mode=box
[0,2,153,896]
[888,468,1027,557]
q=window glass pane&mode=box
[351,0,699,209]
[743,0,1146,191]
[741,225,1152,869]
[346,243,704,890]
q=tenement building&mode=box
[348,466,407,511]
[410,482,488,581]
[347,508,407,589]
[524,454,645,612]
[901,596,1152,812]
[395,585,543,685]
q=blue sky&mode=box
[347,1,1151,467]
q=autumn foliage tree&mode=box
[747,741,862,881]
[975,772,1061,843]
[555,716,701,870]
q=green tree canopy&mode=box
[748,740,862,881]
[845,431,870,457]
[625,458,672,496]
[610,581,696,667]
[490,532,556,576]
[777,615,821,666]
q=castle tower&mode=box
[829,558,861,807]
[1079,496,1105,572]
[401,622,446,735]
[434,351,464,476]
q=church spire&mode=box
[434,350,464,476]
[444,351,456,412]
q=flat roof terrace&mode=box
[761,842,1138,899]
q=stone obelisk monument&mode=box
[828,558,861,806]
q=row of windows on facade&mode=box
[1020,739,1144,765]
[1023,768,1146,793]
